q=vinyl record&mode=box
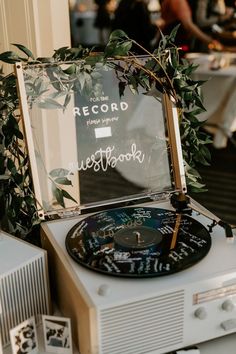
[65,207,211,277]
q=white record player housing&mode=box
[41,200,236,354]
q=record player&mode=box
[15,58,236,354]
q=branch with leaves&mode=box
[103,28,211,192]
[0,27,211,240]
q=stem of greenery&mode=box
[0,28,211,240]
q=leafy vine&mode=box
[0,28,211,240]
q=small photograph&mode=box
[9,317,38,354]
[42,315,72,354]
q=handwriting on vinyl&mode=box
[66,207,211,277]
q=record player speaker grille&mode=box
[99,289,184,354]
[0,255,50,346]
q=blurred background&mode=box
[69,0,236,51]
[68,0,236,226]
[70,0,236,225]
[69,0,161,49]
[0,0,235,226]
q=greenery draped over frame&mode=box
[0,28,211,240]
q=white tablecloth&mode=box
[187,53,236,148]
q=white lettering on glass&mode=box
[73,101,128,117]
[68,143,145,174]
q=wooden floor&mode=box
[190,133,236,227]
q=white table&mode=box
[187,53,236,148]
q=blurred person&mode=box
[76,0,96,12]
[194,0,234,30]
[159,0,223,52]
[192,0,235,49]
[225,0,236,8]
[189,0,235,51]
[148,0,161,12]
[112,0,160,52]
[69,0,93,46]
[94,0,117,45]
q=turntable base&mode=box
[41,200,236,354]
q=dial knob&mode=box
[97,284,111,296]
[194,306,207,320]
[222,299,234,312]
[221,319,236,331]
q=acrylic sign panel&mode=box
[17,59,173,215]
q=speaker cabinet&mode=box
[0,231,51,347]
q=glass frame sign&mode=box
[15,58,186,219]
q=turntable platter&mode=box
[65,207,211,277]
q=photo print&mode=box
[42,315,72,354]
[10,317,38,354]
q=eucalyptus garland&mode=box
[0,28,211,239]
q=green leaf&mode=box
[24,195,37,207]
[169,24,181,42]
[14,128,24,140]
[53,46,69,60]
[158,30,167,49]
[199,144,211,161]
[119,81,126,97]
[34,77,48,95]
[49,168,69,178]
[37,98,64,109]
[129,76,139,92]
[91,71,102,80]
[0,51,21,63]
[194,152,210,166]
[85,55,104,66]
[83,73,93,95]
[78,71,88,90]
[194,96,206,110]
[12,43,35,59]
[104,40,132,57]
[185,108,206,117]
[117,41,132,55]
[145,58,159,71]
[67,47,87,60]
[109,30,129,40]
[13,172,23,186]
[187,179,207,190]
[61,190,77,204]
[52,184,65,208]
[2,114,23,145]
[63,94,71,110]
[54,177,72,185]
[7,158,16,174]
[104,42,117,58]
[62,63,76,75]
[0,156,6,174]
